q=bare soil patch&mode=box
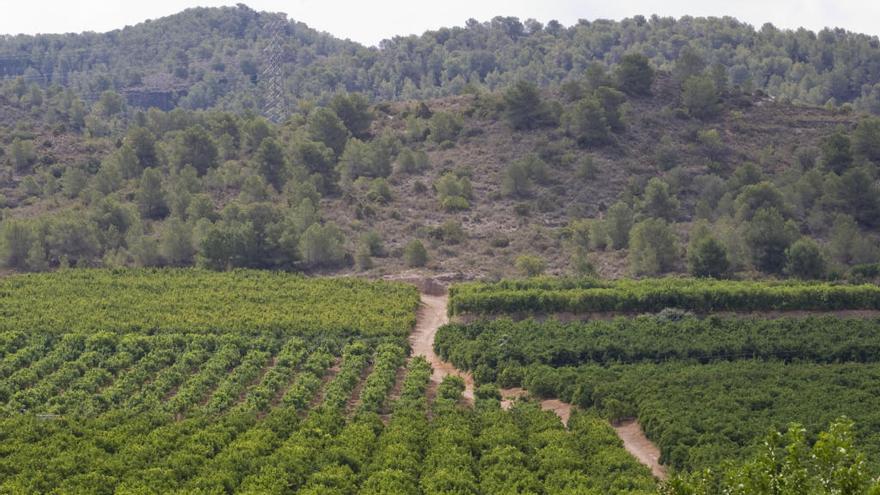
[614,419,668,480]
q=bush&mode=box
[745,207,798,274]
[561,96,611,146]
[428,112,463,143]
[299,223,347,268]
[503,80,554,130]
[852,117,880,162]
[502,161,532,197]
[606,201,634,250]
[785,238,827,279]
[403,239,428,267]
[515,255,546,277]
[820,127,853,174]
[629,218,678,275]
[616,53,654,96]
[681,75,720,119]
[640,178,679,221]
[688,235,730,278]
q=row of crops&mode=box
[0,269,658,493]
[438,280,880,477]
[449,277,880,315]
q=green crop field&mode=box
[0,269,654,494]
[439,279,880,481]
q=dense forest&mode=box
[3,4,880,112]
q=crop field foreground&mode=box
[439,278,880,483]
[0,269,656,494]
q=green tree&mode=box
[688,227,730,278]
[616,53,654,96]
[629,218,678,275]
[136,168,169,220]
[595,86,628,131]
[672,46,706,86]
[0,220,34,269]
[174,126,218,175]
[640,178,680,221]
[515,254,546,277]
[330,92,373,139]
[562,96,611,146]
[606,201,634,249]
[682,74,719,119]
[503,80,551,130]
[744,207,798,274]
[337,138,393,183]
[255,137,288,190]
[852,117,880,162]
[820,128,854,174]
[734,181,786,221]
[785,237,827,279]
[125,126,159,170]
[428,112,463,143]
[160,217,195,266]
[9,138,36,172]
[61,167,89,199]
[839,167,880,227]
[299,223,347,268]
[307,107,350,157]
[502,160,532,198]
[403,239,428,267]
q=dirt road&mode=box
[614,419,668,479]
[409,293,474,404]
[411,290,665,479]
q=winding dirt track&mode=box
[410,289,666,479]
[409,293,474,405]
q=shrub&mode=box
[403,239,428,267]
[745,207,798,274]
[503,80,554,130]
[688,235,730,278]
[561,96,611,146]
[606,201,634,249]
[616,53,654,96]
[502,161,532,197]
[820,127,853,174]
[640,178,679,221]
[629,218,678,275]
[515,255,546,277]
[299,223,347,268]
[785,237,827,279]
[681,75,720,119]
[428,112,463,143]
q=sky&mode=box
[1,0,879,45]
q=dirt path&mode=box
[614,419,668,479]
[414,289,666,479]
[410,293,474,405]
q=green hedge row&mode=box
[450,278,880,315]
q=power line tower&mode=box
[260,14,288,123]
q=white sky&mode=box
[1,0,879,45]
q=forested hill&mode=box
[2,4,880,112]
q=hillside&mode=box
[2,4,880,112]
[1,6,880,281]
[0,68,877,280]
